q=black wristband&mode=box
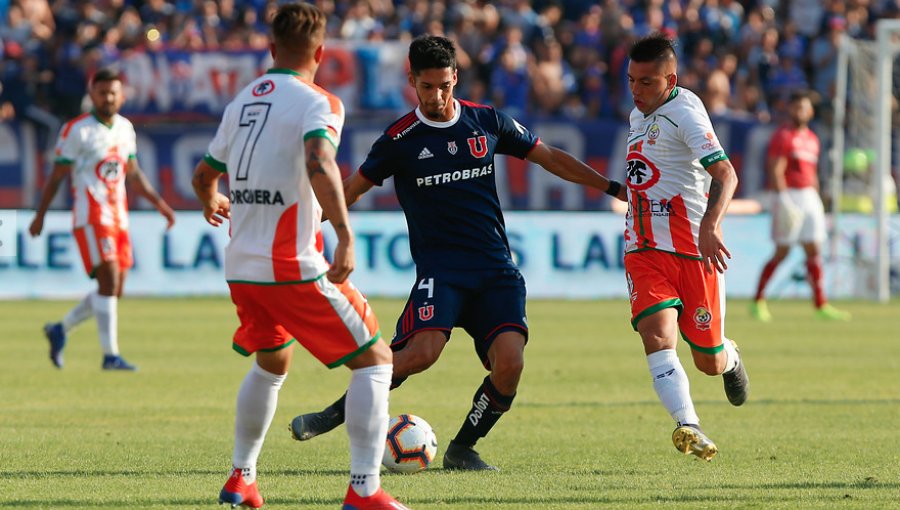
[605,180,622,197]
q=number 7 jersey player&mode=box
[191,4,409,509]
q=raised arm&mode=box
[526,141,628,202]
[29,162,72,237]
[126,158,175,229]
[306,137,354,283]
[700,159,738,274]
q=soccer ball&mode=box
[382,414,438,474]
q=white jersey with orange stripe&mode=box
[204,69,345,283]
[622,87,728,259]
[55,112,136,230]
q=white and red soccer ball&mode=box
[382,414,438,474]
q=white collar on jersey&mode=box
[414,99,461,128]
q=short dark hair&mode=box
[629,34,677,64]
[409,35,457,74]
[789,89,814,105]
[91,67,122,86]
[271,2,326,60]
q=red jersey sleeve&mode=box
[767,127,790,162]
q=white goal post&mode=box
[831,19,900,303]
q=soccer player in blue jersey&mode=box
[290,35,627,471]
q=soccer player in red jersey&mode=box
[752,91,851,322]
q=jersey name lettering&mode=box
[230,189,285,205]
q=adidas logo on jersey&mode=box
[418,147,434,160]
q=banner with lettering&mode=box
[1,211,896,299]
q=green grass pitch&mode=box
[2,297,898,509]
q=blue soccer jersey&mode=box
[360,99,538,271]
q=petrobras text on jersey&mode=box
[416,164,493,187]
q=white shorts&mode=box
[771,187,827,245]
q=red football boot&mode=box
[342,485,411,510]
[219,468,264,508]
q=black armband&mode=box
[605,180,622,197]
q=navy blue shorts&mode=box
[391,268,528,367]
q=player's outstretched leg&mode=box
[291,376,409,441]
[43,322,67,369]
[722,340,749,406]
[291,393,347,441]
[672,424,718,462]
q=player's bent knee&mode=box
[493,351,524,377]
[491,358,524,393]
[403,346,440,374]
[347,340,392,370]
[693,354,725,376]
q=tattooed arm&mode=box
[306,136,355,283]
[700,159,738,274]
[192,160,231,227]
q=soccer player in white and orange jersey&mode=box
[191,4,408,509]
[29,67,175,372]
[622,34,749,461]
[752,91,851,322]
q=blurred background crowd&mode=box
[1,0,900,124]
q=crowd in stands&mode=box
[1,0,899,124]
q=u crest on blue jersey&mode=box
[447,141,458,155]
[467,135,488,158]
[418,305,434,321]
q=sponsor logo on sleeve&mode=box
[700,131,721,151]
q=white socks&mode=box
[63,292,94,332]
[91,294,118,356]
[647,349,699,426]
[232,363,287,483]
[722,338,740,374]
[346,364,392,497]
